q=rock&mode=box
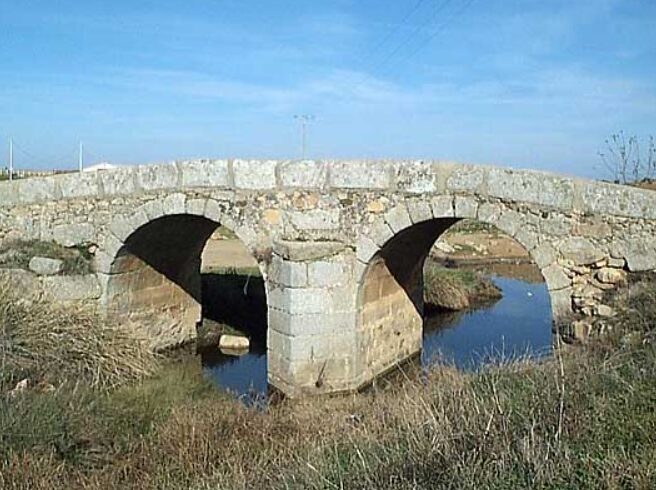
[559,237,605,266]
[9,378,29,397]
[219,334,250,351]
[570,320,592,342]
[594,304,615,317]
[433,241,456,254]
[607,257,626,269]
[596,268,627,285]
[28,256,63,275]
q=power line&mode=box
[359,0,428,63]
[364,0,455,78]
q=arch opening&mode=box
[106,215,268,367]
[357,216,552,381]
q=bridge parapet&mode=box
[2,159,656,220]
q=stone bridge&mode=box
[2,159,656,397]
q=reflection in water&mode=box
[422,275,552,369]
[201,267,552,400]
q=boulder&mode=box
[28,256,63,275]
[219,334,250,351]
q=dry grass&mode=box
[1,276,655,489]
[424,262,502,310]
[0,279,158,390]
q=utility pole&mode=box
[294,114,314,159]
[8,138,13,181]
[78,141,84,173]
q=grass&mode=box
[424,261,502,310]
[0,239,92,275]
[1,274,655,489]
[0,279,158,390]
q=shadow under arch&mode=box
[105,212,267,351]
[356,204,554,381]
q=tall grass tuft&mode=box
[0,279,158,390]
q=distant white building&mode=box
[82,162,120,172]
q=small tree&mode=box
[599,132,655,184]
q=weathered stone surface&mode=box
[454,195,478,218]
[2,159,656,399]
[330,161,390,189]
[180,159,230,188]
[279,160,327,189]
[558,237,605,266]
[273,240,347,261]
[596,268,626,285]
[542,264,571,291]
[395,161,437,194]
[219,334,249,351]
[28,257,63,276]
[233,159,277,189]
[43,275,102,301]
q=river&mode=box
[200,264,552,402]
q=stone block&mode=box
[279,160,327,189]
[272,240,347,261]
[454,195,478,218]
[58,172,99,199]
[356,236,380,265]
[137,162,179,191]
[596,267,626,285]
[487,167,574,210]
[28,256,63,276]
[611,238,656,272]
[286,209,340,231]
[179,159,230,188]
[384,204,412,233]
[270,286,333,315]
[496,209,523,237]
[18,177,58,204]
[329,161,391,189]
[446,164,486,192]
[51,223,95,247]
[269,256,308,287]
[542,264,571,291]
[394,161,437,194]
[431,195,455,218]
[99,167,136,195]
[233,159,277,189]
[550,287,573,321]
[162,192,187,216]
[558,237,605,266]
[580,181,656,219]
[307,259,347,288]
[367,219,394,247]
[406,200,433,224]
[532,242,557,269]
[43,275,102,301]
[185,198,207,216]
[514,227,538,251]
[477,202,502,223]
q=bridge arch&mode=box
[354,197,557,380]
[101,195,267,350]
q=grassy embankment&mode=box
[0,239,91,274]
[2,272,656,489]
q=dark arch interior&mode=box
[107,214,267,354]
[358,216,552,377]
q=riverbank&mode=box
[2,272,655,489]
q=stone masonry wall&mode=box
[1,160,656,396]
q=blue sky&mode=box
[1,0,654,177]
